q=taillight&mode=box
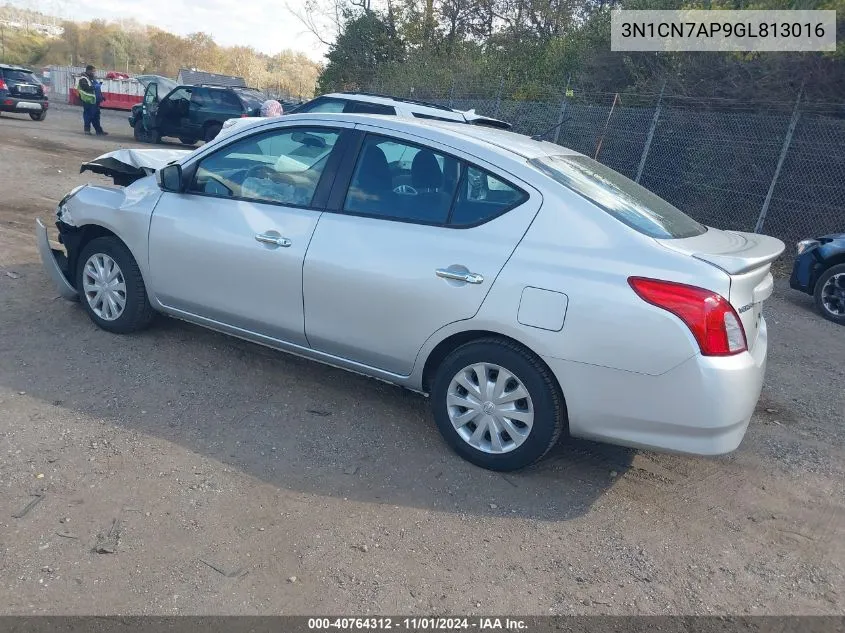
[0,79,6,90]
[628,277,747,356]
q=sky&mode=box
[6,0,331,61]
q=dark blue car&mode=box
[790,233,845,325]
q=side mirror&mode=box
[157,163,184,192]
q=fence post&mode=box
[448,77,456,108]
[552,75,571,146]
[635,80,666,183]
[754,87,803,233]
[493,76,505,118]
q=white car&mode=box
[38,113,784,471]
[217,92,510,140]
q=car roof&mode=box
[216,112,577,161]
[0,64,35,72]
[321,92,466,118]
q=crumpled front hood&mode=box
[80,148,193,185]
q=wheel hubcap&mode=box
[82,253,126,321]
[821,273,845,317]
[446,363,534,455]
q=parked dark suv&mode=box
[129,78,265,145]
[0,64,48,121]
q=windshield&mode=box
[530,154,707,239]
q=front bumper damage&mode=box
[36,218,78,301]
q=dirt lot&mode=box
[1,104,844,616]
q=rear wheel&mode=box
[814,263,845,325]
[430,338,566,471]
[30,111,47,121]
[204,123,222,142]
[76,237,155,334]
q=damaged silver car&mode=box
[37,113,784,471]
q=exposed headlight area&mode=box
[796,238,820,255]
[56,184,85,226]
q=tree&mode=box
[318,7,405,92]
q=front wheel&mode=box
[430,338,566,471]
[133,122,160,144]
[76,237,155,334]
[30,111,47,121]
[814,263,845,325]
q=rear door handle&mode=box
[255,233,291,248]
[436,268,484,284]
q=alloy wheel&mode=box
[821,272,845,317]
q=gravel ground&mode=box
[1,104,843,616]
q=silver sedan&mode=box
[37,113,785,471]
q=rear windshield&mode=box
[2,69,39,83]
[530,154,707,239]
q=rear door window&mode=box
[530,154,707,239]
[343,134,460,224]
[190,88,210,107]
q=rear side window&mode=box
[450,166,528,226]
[530,154,706,239]
[208,90,243,111]
[346,101,395,115]
[234,88,264,110]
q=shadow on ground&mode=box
[0,261,634,522]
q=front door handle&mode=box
[436,268,484,284]
[255,233,291,248]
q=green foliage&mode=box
[316,0,844,103]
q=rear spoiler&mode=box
[692,233,786,276]
[462,108,512,130]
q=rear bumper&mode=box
[544,318,769,455]
[36,218,78,301]
[1,97,48,113]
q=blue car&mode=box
[790,233,845,325]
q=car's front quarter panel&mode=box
[60,176,162,289]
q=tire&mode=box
[30,111,47,121]
[430,338,566,471]
[179,137,195,146]
[133,122,160,144]
[813,263,845,325]
[75,237,155,334]
[204,123,222,142]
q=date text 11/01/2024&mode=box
[308,618,528,631]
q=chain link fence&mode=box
[369,74,845,251]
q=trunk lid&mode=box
[657,228,785,350]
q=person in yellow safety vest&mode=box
[77,65,107,136]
